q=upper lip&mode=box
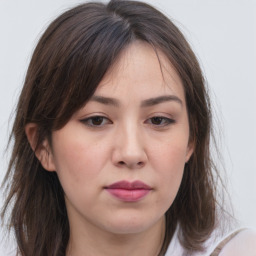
[105,180,152,190]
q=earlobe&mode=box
[25,123,56,172]
[185,141,194,163]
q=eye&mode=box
[147,116,175,127]
[80,116,112,127]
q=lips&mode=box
[105,180,152,202]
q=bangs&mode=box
[27,3,134,130]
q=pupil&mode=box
[152,117,162,125]
[92,117,103,125]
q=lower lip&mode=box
[105,188,151,202]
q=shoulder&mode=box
[218,229,256,256]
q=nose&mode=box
[112,123,147,169]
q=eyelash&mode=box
[146,116,175,127]
[81,116,112,127]
[80,116,175,128]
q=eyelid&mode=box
[145,115,176,127]
[79,112,175,129]
[80,115,112,128]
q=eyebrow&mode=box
[91,95,120,107]
[140,95,183,107]
[90,95,183,107]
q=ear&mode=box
[185,140,194,163]
[25,123,56,172]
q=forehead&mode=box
[95,41,185,102]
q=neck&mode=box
[66,217,166,256]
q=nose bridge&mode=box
[112,119,147,169]
[122,120,141,150]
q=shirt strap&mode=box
[210,229,246,256]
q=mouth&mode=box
[104,180,152,202]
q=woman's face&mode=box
[43,41,193,236]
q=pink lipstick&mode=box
[105,180,152,202]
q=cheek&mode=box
[158,146,186,185]
[52,133,110,190]
[149,137,188,172]
[149,140,187,202]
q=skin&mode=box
[26,41,193,256]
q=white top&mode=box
[165,227,256,256]
[2,228,256,255]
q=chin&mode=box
[102,213,162,235]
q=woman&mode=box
[1,0,255,255]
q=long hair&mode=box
[1,1,222,255]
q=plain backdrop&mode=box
[0,0,255,254]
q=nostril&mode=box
[117,161,145,168]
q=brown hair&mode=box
[1,1,223,255]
